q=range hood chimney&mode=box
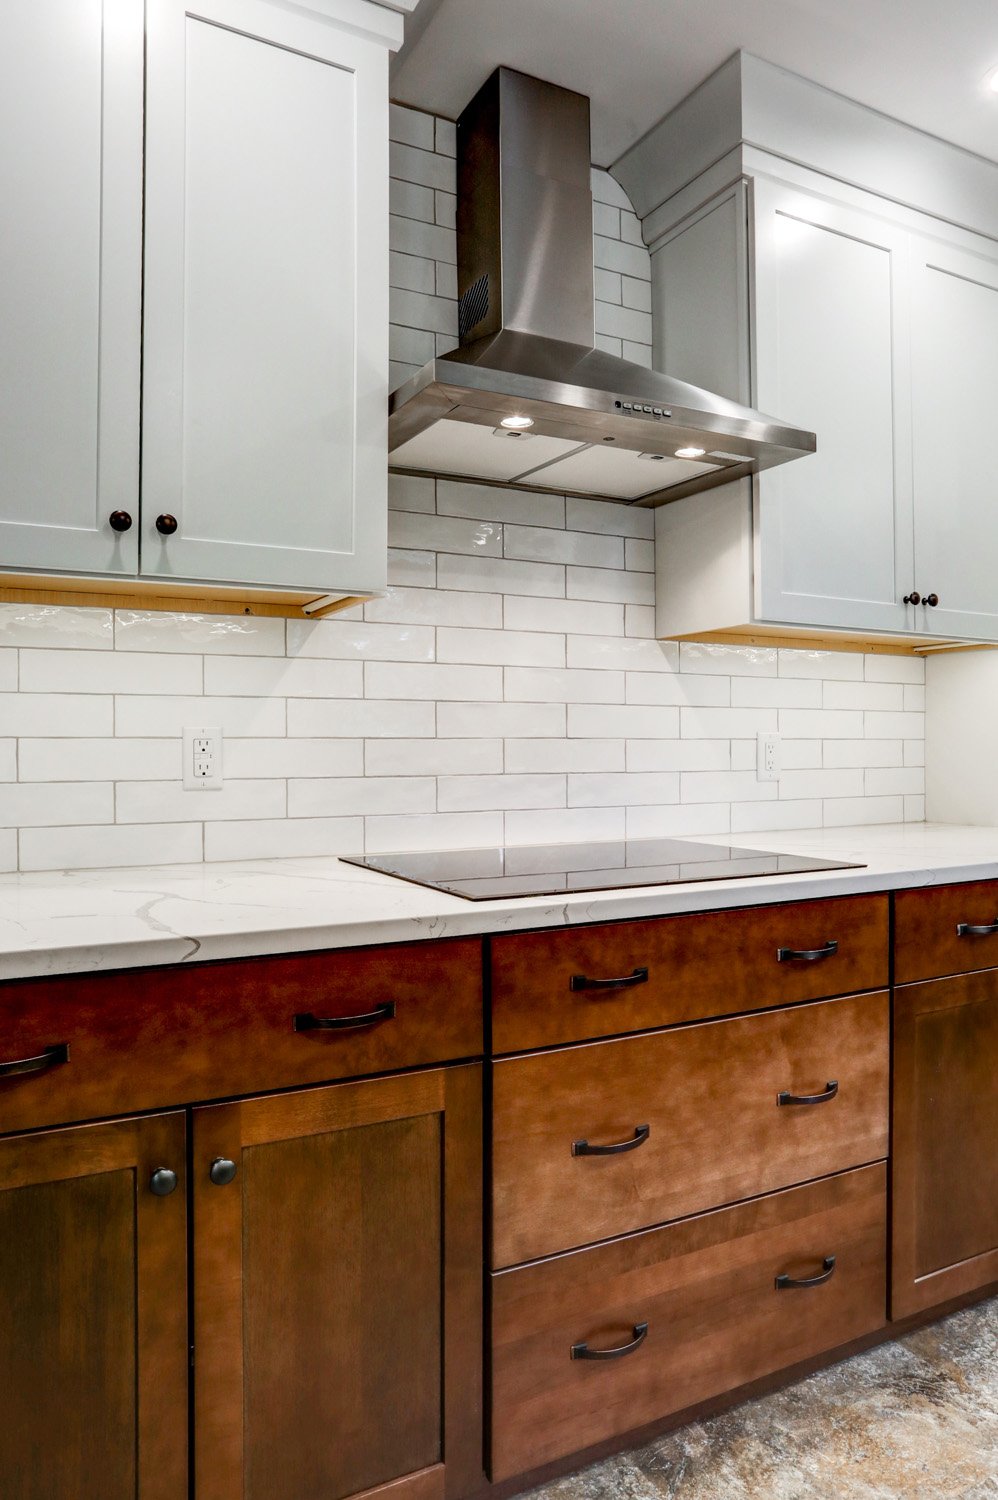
[388,68,815,507]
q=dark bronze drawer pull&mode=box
[294,1002,396,1032]
[570,967,649,993]
[956,918,998,937]
[775,1255,836,1291]
[572,1124,650,1158]
[777,940,838,963]
[571,1322,648,1361]
[777,1080,838,1107]
[0,1043,70,1079]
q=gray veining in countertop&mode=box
[1,822,997,982]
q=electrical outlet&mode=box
[182,725,223,790]
[757,731,781,782]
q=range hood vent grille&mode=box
[388,67,815,508]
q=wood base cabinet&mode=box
[193,1065,483,1500]
[0,1112,188,1500]
[892,970,998,1317]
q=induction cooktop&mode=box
[340,837,863,901]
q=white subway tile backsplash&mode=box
[437,627,564,668]
[365,739,503,777]
[437,553,564,598]
[205,817,364,863]
[0,782,114,827]
[438,773,564,812]
[18,823,203,872]
[203,657,362,699]
[504,667,624,704]
[365,661,502,701]
[0,604,113,649]
[566,564,655,606]
[506,739,625,774]
[289,777,434,818]
[288,699,435,738]
[504,524,623,570]
[504,596,623,636]
[0,107,925,872]
[114,611,285,655]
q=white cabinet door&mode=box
[142,0,392,594]
[0,0,142,576]
[910,239,998,642]
[752,180,915,635]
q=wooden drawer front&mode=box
[492,991,888,1267]
[895,881,998,983]
[491,1163,887,1481]
[491,894,888,1052]
[0,939,482,1135]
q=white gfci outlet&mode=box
[183,725,223,790]
[757,731,781,782]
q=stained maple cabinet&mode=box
[0,1112,188,1500]
[192,1066,483,1500]
[892,883,998,1317]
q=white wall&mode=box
[0,104,925,874]
[925,652,998,825]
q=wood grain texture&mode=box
[491,895,888,1053]
[493,991,889,1267]
[0,1112,187,1500]
[490,1163,887,1481]
[0,573,367,616]
[194,1065,482,1500]
[0,937,482,1134]
[892,970,998,1317]
[895,880,998,983]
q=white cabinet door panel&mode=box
[0,0,142,575]
[142,0,389,593]
[752,180,914,634]
[911,243,998,641]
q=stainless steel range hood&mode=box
[388,68,816,507]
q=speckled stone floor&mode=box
[522,1297,998,1500]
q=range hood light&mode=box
[500,414,534,429]
[675,446,707,459]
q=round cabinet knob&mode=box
[209,1157,237,1186]
[923,593,939,607]
[903,591,921,605]
[109,510,133,533]
[150,1167,178,1197]
[156,513,179,536]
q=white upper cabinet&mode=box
[142,0,392,595]
[0,0,143,577]
[0,0,399,608]
[752,180,915,636]
[909,239,998,641]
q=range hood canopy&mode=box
[388,68,815,508]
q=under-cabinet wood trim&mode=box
[0,572,369,618]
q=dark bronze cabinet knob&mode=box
[903,591,921,605]
[209,1157,237,1186]
[150,1167,178,1197]
[923,593,939,607]
[156,513,179,536]
[109,510,133,533]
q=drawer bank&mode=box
[2,882,997,1498]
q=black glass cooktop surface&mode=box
[341,838,863,901]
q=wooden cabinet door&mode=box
[752,178,915,635]
[142,0,395,595]
[892,972,998,1317]
[0,0,142,577]
[0,1112,187,1500]
[193,1065,482,1500]
[909,236,998,641]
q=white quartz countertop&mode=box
[2,822,998,983]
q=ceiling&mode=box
[391,0,998,168]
